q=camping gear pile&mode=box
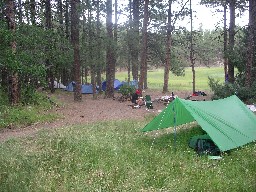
[155,93,176,106]
[189,134,220,156]
[186,91,207,101]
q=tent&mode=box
[141,95,256,152]
[121,80,138,89]
[65,82,95,94]
[102,79,123,91]
[81,84,93,94]
[65,81,75,92]
[54,81,66,89]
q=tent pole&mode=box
[173,100,177,152]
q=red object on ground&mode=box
[136,89,141,95]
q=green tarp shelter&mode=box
[141,95,256,152]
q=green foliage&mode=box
[0,23,73,103]
[208,77,236,100]
[236,82,256,104]
[208,77,256,103]
[119,84,136,97]
[0,89,8,106]
[0,121,255,191]
[147,32,186,75]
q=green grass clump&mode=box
[0,91,59,129]
[0,105,58,129]
[0,120,255,191]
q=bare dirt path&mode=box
[0,90,192,142]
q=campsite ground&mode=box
[0,89,212,142]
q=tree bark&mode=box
[71,0,82,101]
[65,0,70,40]
[163,0,172,93]
[17,0,23,24]
[127,0,132,83]
[139,0,149,90]
[30,0,36,25]
[223,2,228,82]
[190,0,195,93]
[105,0,115,98]
[87,4,97,98]
[131,0,139,81]
[245,0,255,87]
[95,0,102,93]
[6,0,19,105]
[25,0,30,24]
[228,0,235,83]
[45,0,55,93]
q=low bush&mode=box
[208,77,256,103]
[119,84,136,98]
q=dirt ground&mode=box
[0,89,206,142]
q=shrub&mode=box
[119,84,136,98]
[208,77,236,100]
[208,77,256,103]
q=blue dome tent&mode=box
[101,79,123,91]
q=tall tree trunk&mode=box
[57,0,67,85]
[1,3,7,89]
[6,0,19,105]
[245,0,255,87]
[223,1,228,82]
[30,0,36,25]
[25,0,30,24]
[113,0,117,85]
[228,0,236,83]
[131,0,139,81]
[105,0,115,98]
[71,0,82,101]
[127,0,132,83]
[88,5,97,98]
[95,0,102,93]
[65,0,70,40]
[163,0,172,93]
[252,0,256,82]
[190,0,195,93]
[45,0,54,93]
[139,0,149,90]
[58,0,64,27]
[17,0,23,24]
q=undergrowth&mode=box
[0,90,59,129]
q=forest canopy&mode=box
[0,0,255,104]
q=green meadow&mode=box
[116,67,225,91]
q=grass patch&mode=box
[0,105,58,129]
[0,120,255,191]
[0,91,59,129]
[116,67,232,91]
